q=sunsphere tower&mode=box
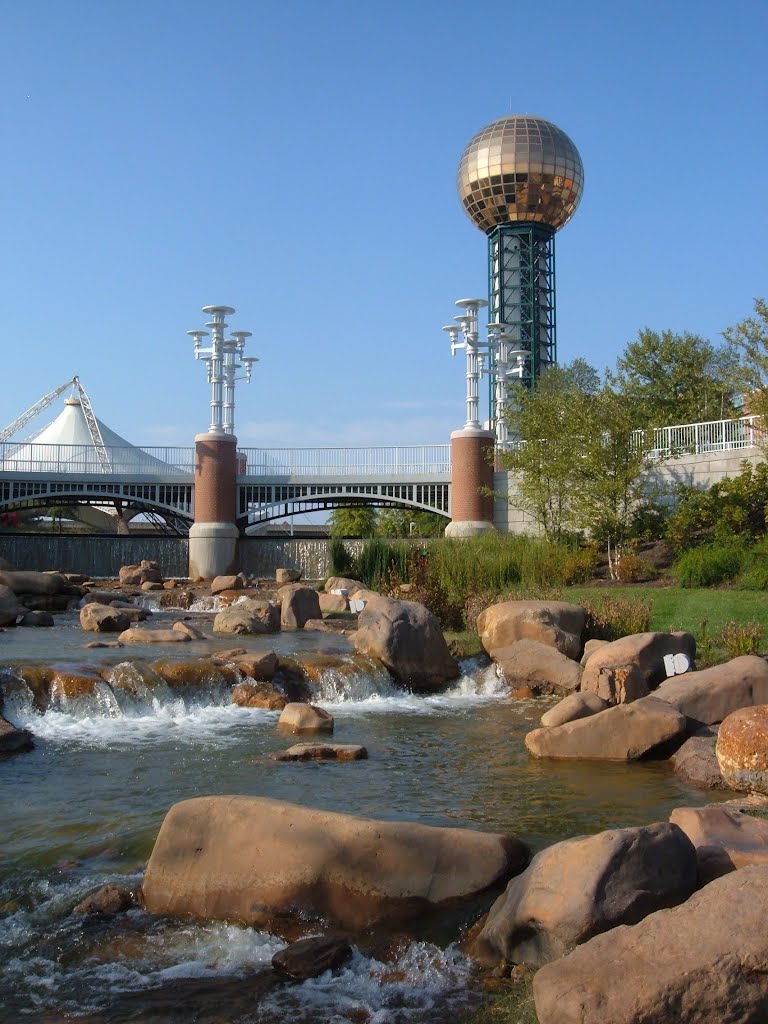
[444,116,584,539]
[457,115,584,405]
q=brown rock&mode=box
[324,577,365,594]
[525,695,687,761]
[717,704,768,792]
[51,670,103,700]
[278,584,322,630]
[353,596,459,692]
[72,884,136,918]
[140,581,163,592]
[0,584,25,626]
[172,620,208,640]
[0,570,67,595]
[117,627,191,644]
[532,865,768,1024]
[213,606,279,635]
[231,681,286,710]
[319,592,348,616]
[473,822,697,969]
[272,936,352,978]
[278,703,334,733]
[211,647,247,661]
[540,691,608,728]
[79,603,133,633]
[510,686,536,699]
[670,804,768,885]
[272,743,367,762]
[19,610,54,627]
[276,568,302,584]
[229,651,278,681]
[670,727,724,789]
[303,618,357,634]
[148,659,239,688]
[492,638,582,696]
[140,796,529,932]
[477,600,585,661]
[656,656,768,728]
[0,714,34,754]
[586,662,649,705]
[211,575,242,595]
[157,589,194,609]
[580,638,609,666]
[581,631,696,701]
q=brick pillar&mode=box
[188,432,239,579]
[444,427,496,538]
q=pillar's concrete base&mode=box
[188,522,239,580]
[444,519,496,539]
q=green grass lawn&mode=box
[566,586,768,635]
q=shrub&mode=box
[714,620,765,657]
[582,594,652,641]
[674,544,743,588]
[329,538,357,578]
[615,553,652,582]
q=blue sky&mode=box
[0,0,766,449]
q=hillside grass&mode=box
[566,586,768,635]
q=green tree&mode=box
[501,359,600,542]
[376,508,446,538]
[571,385,662,577]
[723,298,768,430]
[328,505,378,538]
[612,328,737,428]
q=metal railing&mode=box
[0,444,195,475]
[236,445,452,476]
[640,416,760,457]
[0,419,761,479]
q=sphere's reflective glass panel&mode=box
[458,116,584,233]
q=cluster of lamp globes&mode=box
[442,297,527,444]
[187,305,257,436]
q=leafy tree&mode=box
[611,328,738,428]
[376,508,446,538]
[328,505,378,538]
[501,360,600,543]
[570,385,662,577]
[723,298,768,430]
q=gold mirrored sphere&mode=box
[457,116,584,233]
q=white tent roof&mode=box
[3,398,175,474]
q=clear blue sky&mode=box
[0,0,766,449]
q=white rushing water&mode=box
[2,656,509,749]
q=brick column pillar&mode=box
[188,432,239,579]
[444,427,496,538]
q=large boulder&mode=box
[0,584,25,626]
[670,726,724,789]
[278,585,322,630]
[140,796,529,933]
[540,691,608,729]
[278,703,334,733]
[581,631,696,703]
[353,596,459,692]
[473,822,697,969]
[532,865,768,1024]
[231,681,286,710]
[213,605,279,635]
[717,705,768,793]
[655,656,768,728]
[324,576,365,595]
[211,574,243,595]
[0,714,34,755]
[275,568,302,584]
[492,639,582,696]
[79,603,133,633]
[525,695,687,761]
[117,627,191,644]
[477,600,585,661]
[0,570,67,595]
[319,593,348,616]
[669,804,768,885]
[272,743,367,762]
[119,561,162,585]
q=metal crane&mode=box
[0,376,111,471]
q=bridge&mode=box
[0,416,762,536]
[0,442,452,534]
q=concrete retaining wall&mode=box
[0,535,367,580]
